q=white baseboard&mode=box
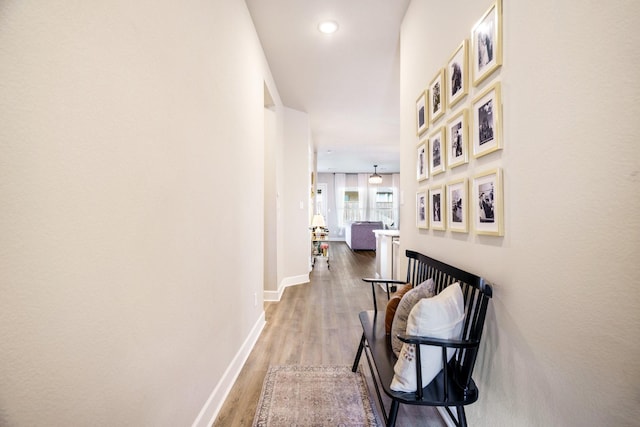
[263,289,283,302]
[264,274,309,302]
[191,311,266,427]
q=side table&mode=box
[311,230,330,269]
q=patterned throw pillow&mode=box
[384,285,412,335]
[390,279,435,357]
[390,282,465,392]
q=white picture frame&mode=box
[429,127,446,176]
[472,168,504,236]
[447,39,469,108]
[472,82,502,158]
[416,90,428,135]
[417,141,428,181]
[429,185,446,231]
[447,178,468,233]
[429,68,446,124]
[471,0,503,86]
[416,190,428,229]
[447,109,469,169]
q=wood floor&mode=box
[212,242,445,427]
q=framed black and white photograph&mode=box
[472,168,503,236]
[429,68,446,124]
[416,90,428,135]
[447,109,468,169]
[429,185,446,231]
[416,141,428,181]
[472,82,502,158]
[447,178,468,233]
[447,40,468,108]
[429,127,445,176]
[416,190,428,229]
[471,0,502,86]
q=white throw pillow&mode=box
[390,282,465,393]
[390,279,436,356]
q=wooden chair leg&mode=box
[387,400,399,427]
[370,283,378,312]
[456,406,468,427]
[352,334,365,372]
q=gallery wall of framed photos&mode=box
[415,0,504,236]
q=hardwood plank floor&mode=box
[212,242,446,427]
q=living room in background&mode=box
[317,172,400,241]
[337,173,399,230]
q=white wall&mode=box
[264,105,279,293]
[400,0,640,425]
[277,107,312,289]
[0,0,278,425]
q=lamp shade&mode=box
[369,164,383,184]
[311,214,326,228]
[368,174,383,184]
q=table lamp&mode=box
[311,214,326,235]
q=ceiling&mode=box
[245,0,411,174]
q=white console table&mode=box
[373,230,400,280]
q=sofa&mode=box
[345,221,383,250]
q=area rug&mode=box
[252,365,381,426]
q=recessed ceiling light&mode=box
[318,20,339,34]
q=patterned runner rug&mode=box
[252,365,381,426]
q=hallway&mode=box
[213,242,445,426]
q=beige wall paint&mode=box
[0,0,293,425]
[400,0,640,425]
[279,107,312,285]
[264,106,279,292]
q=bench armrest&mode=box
[361,278,408,311]
[397,333,480,398]
[362,278,408,285]
[398,334,480,349]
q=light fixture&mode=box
[311,214,326,235]
[369,165,383,185]
[318,20,339,34]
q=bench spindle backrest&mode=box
[404,250,493,391]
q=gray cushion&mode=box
[390,278,435,356]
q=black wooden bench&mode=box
[352,250,493,427]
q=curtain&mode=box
[368,181,377,221]
[334,173,346,237]
[335,173,400,230]
[357,173,369,221]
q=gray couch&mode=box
[345,221,383,250]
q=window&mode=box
[334,173,400,230]
[343,190,361,222]
[375,191,393,204]
[371,190,394,226]
[342,189,394,225]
